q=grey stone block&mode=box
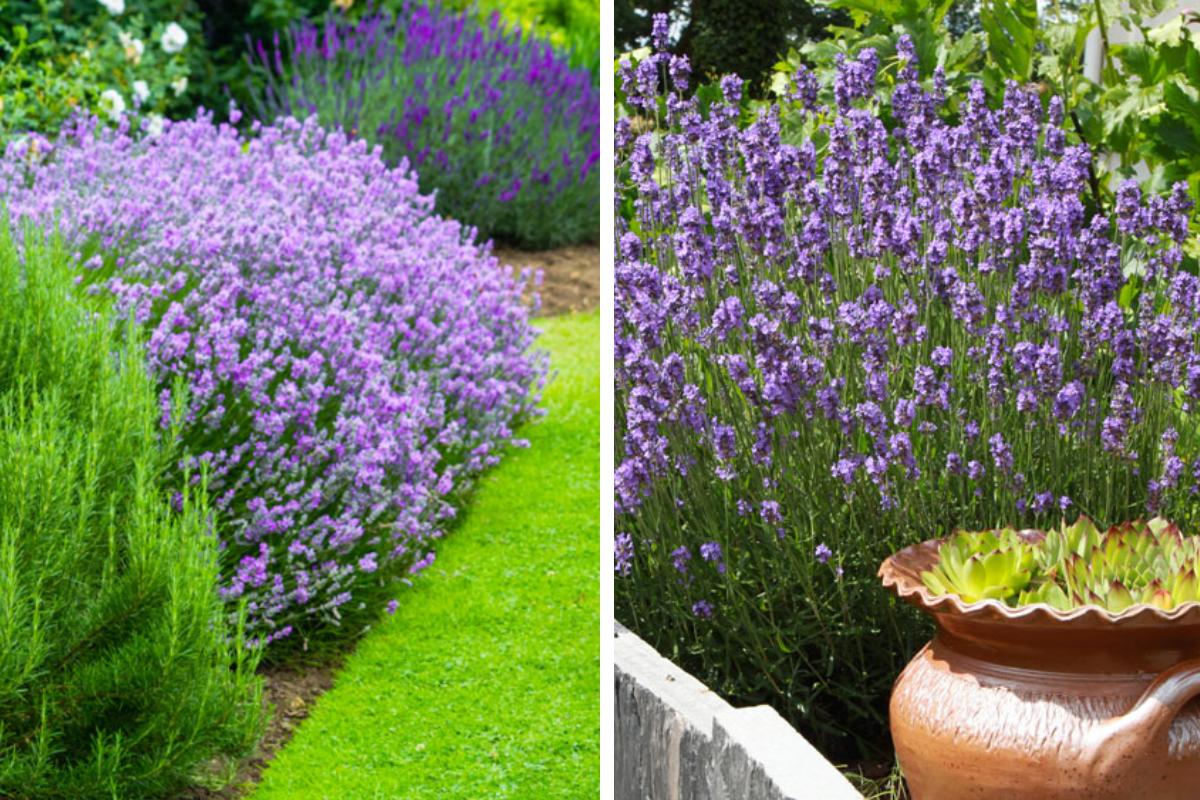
[616,625,862,800]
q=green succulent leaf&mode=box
[921,517,1200,613]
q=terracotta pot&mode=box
[880,537,1200,800]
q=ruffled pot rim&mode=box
[879,537,1200,628]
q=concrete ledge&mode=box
[616,624,862,800]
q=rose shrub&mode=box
[0,1,194,139]
[616,20,1197,755]
[2,110,545,650]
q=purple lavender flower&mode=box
[651,13,671,50]
[832,456,859,485]
[616,533,635,577]
[2,112,544,642]
[989,433,1013,475]
[833,48,879,112]
[1053,381,1085,421]
[889,432,919,479]
[720,74,744,105]
[710,296,745,340]
[692,599,714,618]
[251,4,599,249]
[671,545,692,574]
[790,65,819,110]
[615,30,1200,747]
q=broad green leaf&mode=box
[981,0,1038,80]
[1118,43,1166,84]
[825,0,903,27]
[1108,581,1135,612]
[1148,15,1185,47]
[922,571,949,595]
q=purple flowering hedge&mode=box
[616,22,1197,755]
[249,3,600,250]
[1,111,545,650]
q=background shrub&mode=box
[0,0,328,135]
[250,3,600,250]
[440,0,600,75]
[0,1,200,138]
[615,0,846,95]
[616,30,1196,757]
[775,0,1200,221]
[1,112,545,651]
[0,225,263,798]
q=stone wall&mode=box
[615,624,863,800]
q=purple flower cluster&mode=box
[617,34,1196,530]
[250,3,600,250]
[2,111,545,643]
[615,23,1198,743]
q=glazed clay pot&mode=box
[880,538,1200,800]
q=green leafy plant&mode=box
[776,0,983,109]
[439,0,599,74]
[0,5,194,139]
[0,223,264,798]
[923,517,1200,613]
[617,0,845,95]
[780,0,1200,221]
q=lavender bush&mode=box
[616,22,1197,755]
[249,3,600,250]
[1,111,545,650]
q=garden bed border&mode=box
[615,623,862,799]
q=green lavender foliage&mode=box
[0,224,264,799]
[614,33,1196,759]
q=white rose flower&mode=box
[99,89,126,122]
[143,114,165,138]
[132,80,150,105]
[118,31,144,65]
[160,22,188,54]
[99,0,124,14]
[170,76,188,96]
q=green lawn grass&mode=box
[251,312,599,800]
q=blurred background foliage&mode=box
[442,0,600,73]
[615,0,849,95]
[0,0,600,139]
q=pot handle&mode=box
[1083,658,1200,781]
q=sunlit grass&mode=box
[252,312,599,799]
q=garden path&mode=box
[498,245,599,316]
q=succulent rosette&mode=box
[923,517,1200,612]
